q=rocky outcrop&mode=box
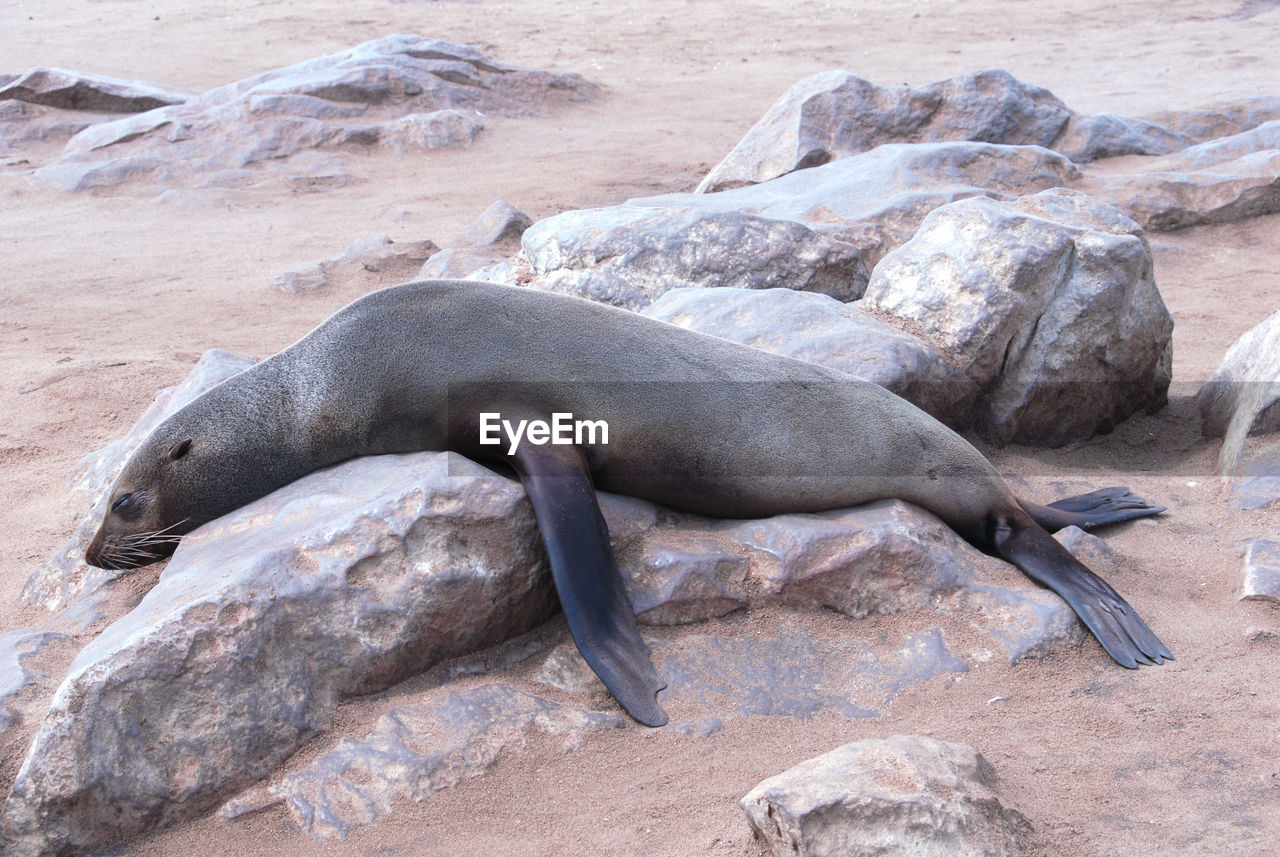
[741,735,1032,857]
[28,35,596,191]
[0,67,193,113]
[697,69,1074,192]
[269,233,439,293]
[863,189,1172,446]
[697,67,1280,192]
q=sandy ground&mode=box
[4,1,1280,855]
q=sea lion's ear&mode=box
[167,438,193,461]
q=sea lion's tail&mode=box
[993,511,1173,668]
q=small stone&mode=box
[1241,539,1280,603]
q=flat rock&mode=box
[516,141,1077,309]
[0,452,555,857]
[1241,539,1280,603]
[863,188,1172,446]
[740,735,1032,857]
[259,684,624,839]
[30,35,595,191]
[1140,96,1280,143]
[1083,122,1280,231]
[697,68,1073,192]
[269,233,439,293]
[641,287,977,427]
[0,66,194,112]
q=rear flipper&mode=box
[992,512,1173,668]
[1021,486,1166,533]
[511,441,668,726]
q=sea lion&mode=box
[86,279,1172,726]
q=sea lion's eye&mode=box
[111,493,135,514]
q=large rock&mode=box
[863,188,1173,446]
[641,287,977,427]
[31,35,596,191]
[697,68,1073,192]
[518,141,1078,309]
[1084,122,1280,230]
[0,452,555,857]
[740,735,1032,857]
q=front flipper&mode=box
[511,441,668,726]
[993,512,1173,668]
[1021,486,1166,533]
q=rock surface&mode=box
[863,189,1172,446]
[29,35,595,191]
[256,684,625,839]
[740,735,1032,857]
[269,233,439,293]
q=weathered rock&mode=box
[22,349,255,622]
[1084,123,1280,230]
[740,735,1032,857]
[613,499,1083,663]
[863,188,1172,446]
[1140,96,1280,144]
[697,68,1073,192]
[31,35,596,191]
[257,684,624,838]
[0,630,76,734]
[0,67,194,112]
[518,141,1077,309]
[269,233,439,293]
[1241,539,1280,603]
[418,199,532,279]
[0,452,555,857]
[1051,112,1193,163]
[641,287,977,427]
[1198,309,1280,469]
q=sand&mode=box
[3,1,1280,855]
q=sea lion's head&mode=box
[85,434,200,570]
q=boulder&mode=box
[641,287,976,427]
[697,68,1073,192]
[518,141,1077,309]
[0,452,555,857]
[863,189,1172,446]
[31,35,596,191]
[269,233,439,293]
[1198,309,1280,481]
[740,735,1032,857]
[1140,96,1280,144]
